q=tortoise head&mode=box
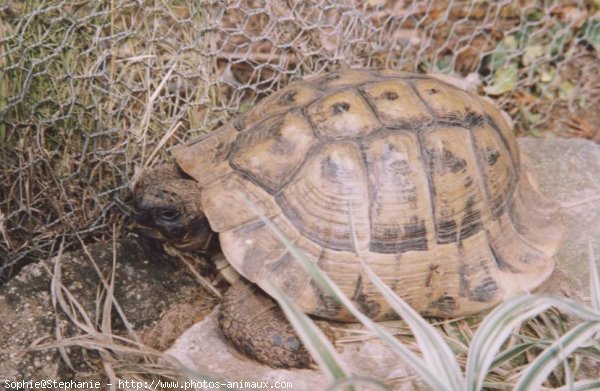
[132,164,214,251]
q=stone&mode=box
[519,137,600,292]
[0,235,213,383]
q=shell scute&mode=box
[413,78,484,125]
[276,142,370,252]
[362,132,434,253]
[230,111,318,194]
[471,123,516,218]
[306,90,381,140]
[201,172,281,232]
[421,126,488,245]
[172,124,237,186]
[361,79,432,128]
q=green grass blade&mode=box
[466,295,600,391]
[490,342,535,369]
[556,379,600,391]
[513,321,600,391]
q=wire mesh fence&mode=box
[1,0,599,282]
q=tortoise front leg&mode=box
[218,280,333,369]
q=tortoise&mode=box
[133,69,564,368]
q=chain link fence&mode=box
[1,0,599,282]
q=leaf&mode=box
[559,81,574,99]
[540,69,554,83]
[484,64,518,95]
[465,295,600,391]
[523,45,545,66]
[489,35,518,71]
[513,322,600,391]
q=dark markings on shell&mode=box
[428,295,457,316]
[460,196,482,239]
[310,72,343,90]
[463,176,473,188]
[425,264,440,288]
[250,119,297,157]
[382,90,398,100]
[309,279,342,318]
[458,264,470,298]
[332,102,350,115]
[518,250,540,265]
[323,72,341,82]
[464,111,486,128]
[360,135,431,253]
[469,276,499,302]
[357,88,385,128]
[507,197,526,234]
[369,218,428,253]
[485,113,519,177]
[240,251,268,281]
[442,148,467,174]
[412,116,439,244]
[281,90,297,104]
[352,275,381,318]
[431,111,485,129]
[427,88,438,95]
[300,106,327,140]
[437,219,458,244]
[321,155,346,178]
[267,253,307,298]
[465,124,497,223]
[425,146,466,178]
[485,148,500,166]
[492,193,507,218]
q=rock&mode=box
[0,235,214,383]
[519,137,600,292]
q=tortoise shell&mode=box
[172,69,563,321]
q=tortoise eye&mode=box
[157,209,181,223]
